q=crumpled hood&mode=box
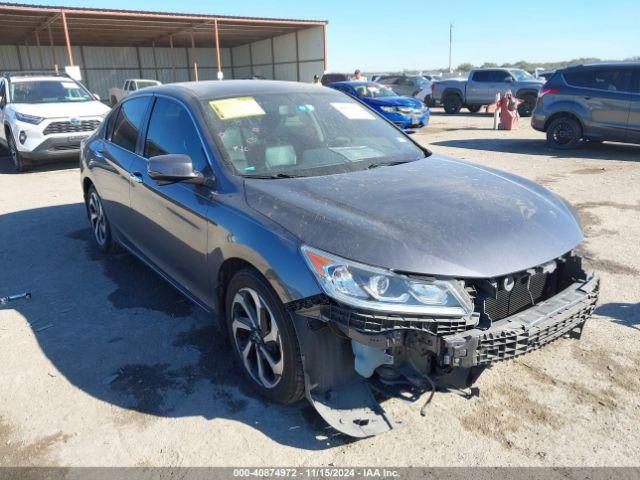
[366,96,422,108]
[245,155,583,278]
[11,101,110,119]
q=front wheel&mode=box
[225,268,305,404]
[517,94,536,117]
[546,117,582,149]
[7,130,31,172]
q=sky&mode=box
[8,0,640,72]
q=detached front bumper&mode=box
[440,274,599,368]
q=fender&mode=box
[542,101,592,130]
[206,199,320,311]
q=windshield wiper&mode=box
[367,160,411,169]
[244,173,303,179]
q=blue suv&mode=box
[532,62,640,149]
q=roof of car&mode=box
[131,80,331,102]
[565,61,640,69]
[326,81,375,87]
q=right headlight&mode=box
[301,245,472,316]
[380,106,398,113]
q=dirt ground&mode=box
[1,110,639,467]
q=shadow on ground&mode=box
[431,138,640,161]
[0,150,79,174]
[595,303,640,331]
[0,203,348,450]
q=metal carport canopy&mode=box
[0,2,328,74]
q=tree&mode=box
[481,62,498,68]
[457,63,476,72]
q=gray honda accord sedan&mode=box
[80,80,599,437]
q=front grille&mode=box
[475,280,598,365]
[52,143,80,151]
[329,305,474,335]
[43,120,100,135]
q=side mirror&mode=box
[148,154,206,185]
[93,93,101,101]
[505,76,514,83]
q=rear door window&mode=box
[564,68,633,92]
[111,96,151,152]
[144,98,208,172]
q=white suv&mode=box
[0,72,110,172]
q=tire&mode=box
[517,94,536,117]
[443,93,463,114]
[6,129,31,172]
[110,96,117,107]
[225,268,305,404]
[85,185,119,253]
[546,117,583,149]
[467,104,482,113]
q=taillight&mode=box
[538,86,557,98]
[431,83,436,94]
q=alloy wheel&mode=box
[88,191,107,247]
[231,287,284,389]
[551,121,575,145]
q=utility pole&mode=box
[448,21,454,73]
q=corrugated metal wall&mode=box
[0,25,325,99]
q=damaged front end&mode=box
[288,250,599,438]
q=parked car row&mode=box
[1,63,637,437]
[431,67,544,116]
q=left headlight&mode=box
[380,106,398,113]
[15,112,44,125]
[301,246,473,316]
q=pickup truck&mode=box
[432,68,544,116]
[108,79,161,106]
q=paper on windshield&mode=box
[61,82,77,89]
[330,102,375,120]
[329,146,383,162]
[209,97,265,120]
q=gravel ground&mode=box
[1,110,639,467]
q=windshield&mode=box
[509,69,535,81]
[352,83,397,98]
[10,80,93,103]
[136,81,160,89]
[203,90,426,178]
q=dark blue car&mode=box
[328,81,429,129]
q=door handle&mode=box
[583,96,592,100]
[129,171,143,183]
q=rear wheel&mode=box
[85,185,119,253]
[225,268,305,404]
[110,96,117,107]
[518,94,536,117]
[467,104,482,113]
[6,130,31,172]
[443,94,463,114]
[546,117,582,149]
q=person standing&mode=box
[351,69,367,81]
[312,74,322,86]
